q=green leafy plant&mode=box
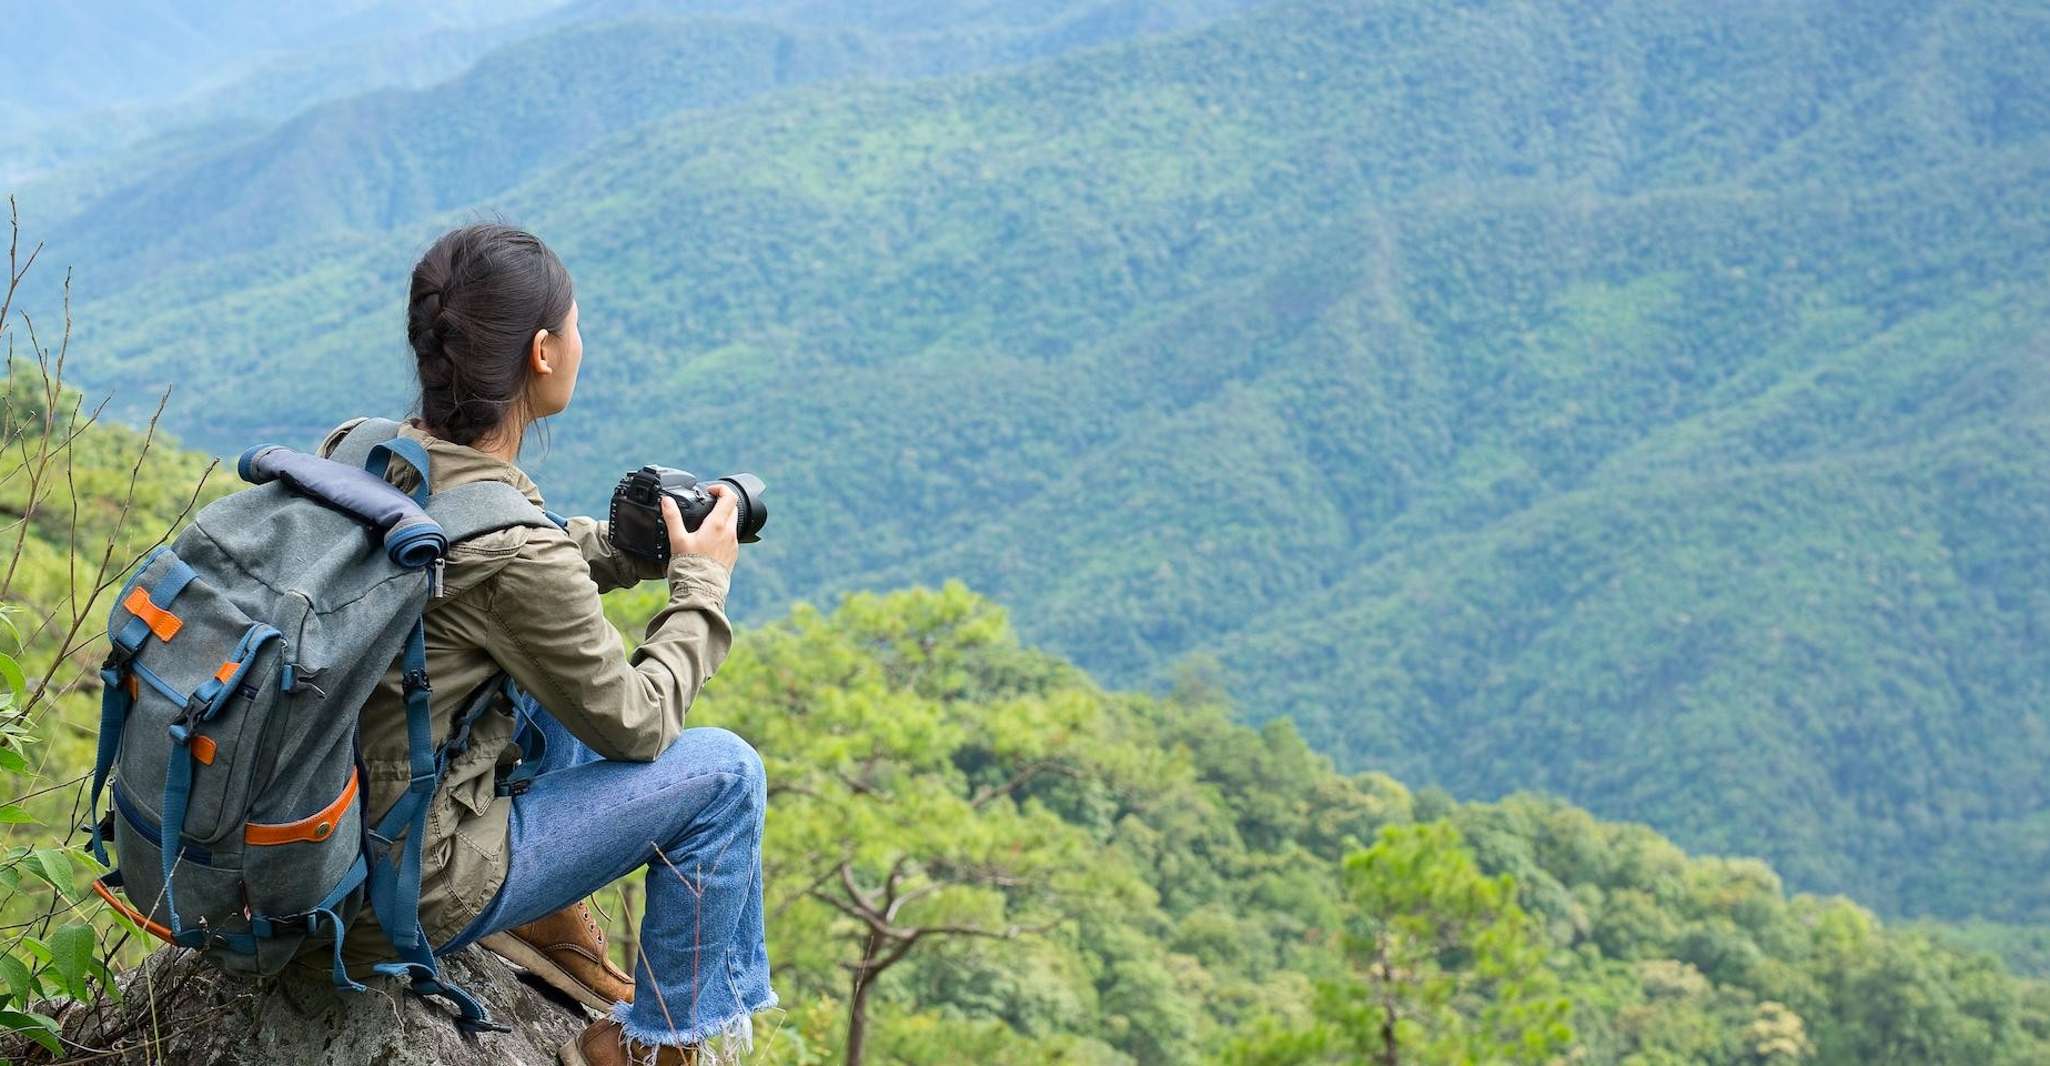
[0,201,217,1064]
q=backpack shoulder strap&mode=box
[426,480,567,544]
[325,416,405,466]
[328,420,566,542]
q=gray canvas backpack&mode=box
[85,418,560,1031]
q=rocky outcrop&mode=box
[34,946,588,1065]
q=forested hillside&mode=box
[0,343,2042,1062]
[13,0,2050,927]
[613,580,2050,1065]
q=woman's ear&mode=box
[530,328,552,375]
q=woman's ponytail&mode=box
[405,223,573,448]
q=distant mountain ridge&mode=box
[0,1,572,186]
[17,0,2050,923]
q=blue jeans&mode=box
[436,699,777,1053]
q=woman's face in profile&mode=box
[532,299,583,418]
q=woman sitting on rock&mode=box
[320,221,776,1066]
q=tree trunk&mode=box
[845,972,875,1066]
[844,930,887,1066]
[1376,939,1400,1066]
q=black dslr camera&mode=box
[608,466,767,562]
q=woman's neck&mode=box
[472,421,525,464]
[410,415,526,464]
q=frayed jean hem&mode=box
[610,989,781,1062]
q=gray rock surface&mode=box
[40,945,589,1065]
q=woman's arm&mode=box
[477,531,734,762]
[563,515,665,593]
[473,487,742,761]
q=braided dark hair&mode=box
[406,223,574,447]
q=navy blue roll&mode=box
[384,518,448,570]
[239,446,447,568]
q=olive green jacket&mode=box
[312,419,734,968]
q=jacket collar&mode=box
[394,421,548,508]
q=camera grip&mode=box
[607,491,673,562]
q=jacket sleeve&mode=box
[562,515,667,593]
[478,529,734,762]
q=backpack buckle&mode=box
[400,670,431,696]
[265,912,314,934]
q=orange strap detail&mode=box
[212,661,238,684]
[122,586,183,642]
[92,878,173,943]
[191,735,217,765]
[245,769,358,846]
[123,674,139,699]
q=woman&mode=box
[320,222,775,1066]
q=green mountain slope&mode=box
[678,582,2050,1065]
[23,0,2050,922]
[0,296,2043,1061]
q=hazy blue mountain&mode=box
[0,1,572,186]
[11,0,1262,285]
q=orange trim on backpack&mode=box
[245,769,358,846]
[212,660,238,684]
[123,674,138,699]
[191,735,217,765]
[122,586,183,642]
[92,878,173,943]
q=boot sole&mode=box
[478,931,622,1015]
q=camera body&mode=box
[607,465,767,563]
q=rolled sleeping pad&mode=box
[237,445,448,569]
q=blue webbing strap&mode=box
[129,558,205,948]
[364,438,432,507]
[440,674,509,770]
[114,557,196,663]
[86,665,131,867]
[92,549,180,868]
[370,958,495,1032]
[495,678,548,797]
[368,621,435,953]
[300,856,369,991]
[189,625,280,715]
[362,618,501,1032]
[158,720,203,948]
[308,909,364,992]
[129,661,189,706]
[359,427,491,1024]
[155,622,283,948]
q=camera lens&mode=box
[718,474,767,543]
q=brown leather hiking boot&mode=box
[478,900,634,1013]
[560,1018,697,1066]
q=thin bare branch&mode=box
[970,757,1077,809]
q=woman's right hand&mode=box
[663,482,740,572]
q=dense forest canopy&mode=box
[4,386,2045,1062]
[6,0,2046,950]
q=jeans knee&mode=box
[682,726,766,804]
